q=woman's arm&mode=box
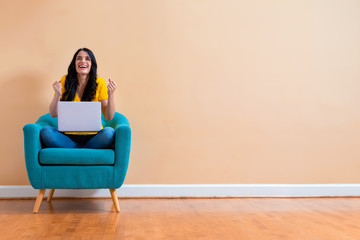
[101,79,117,120]
[49,80,62,118]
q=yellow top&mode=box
[59,75,108,135]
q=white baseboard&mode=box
[1,184,360,198]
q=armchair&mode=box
[23,112,131,213]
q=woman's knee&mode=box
[84,127,115,148]
[99,127,115,140]
[40,126,58,146]
[40,126,56,138]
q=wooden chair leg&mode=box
[47,189,55,202]
[109,189,120,212]
[33,189,46,213]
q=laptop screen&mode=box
[58,102,101,132]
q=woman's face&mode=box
[75,50,92,76]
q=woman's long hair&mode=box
[61,48,98,101]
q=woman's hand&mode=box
[102,79,117,120]
[53,80,62,96]
[107,79,117,98]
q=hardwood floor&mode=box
[1,197,360,239]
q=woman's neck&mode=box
[77,74,89,87]
[76,74,89,99]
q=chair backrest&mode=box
[36,113,58,128]
[101,112,129,129]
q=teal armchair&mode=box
[23,112,131,213]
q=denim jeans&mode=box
[40,126,115,148]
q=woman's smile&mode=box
[75,51,92,75]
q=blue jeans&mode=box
[40,126,115,148]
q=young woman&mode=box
[40,48,117,148]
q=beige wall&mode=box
[1,0,360,185]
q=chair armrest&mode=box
[23,123,43,189]
[113,123,131,188]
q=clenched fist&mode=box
[53,80,62,96]
[107,79,117,98]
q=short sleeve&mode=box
[97,77,108,101]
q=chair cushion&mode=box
[39,148,115,165]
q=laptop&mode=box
[58,102,102,132]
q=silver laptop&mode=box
[58,102,102,132]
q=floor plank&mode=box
[0,198,360,239]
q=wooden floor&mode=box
[1,197,360,239]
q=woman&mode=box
[40,48,117,148]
